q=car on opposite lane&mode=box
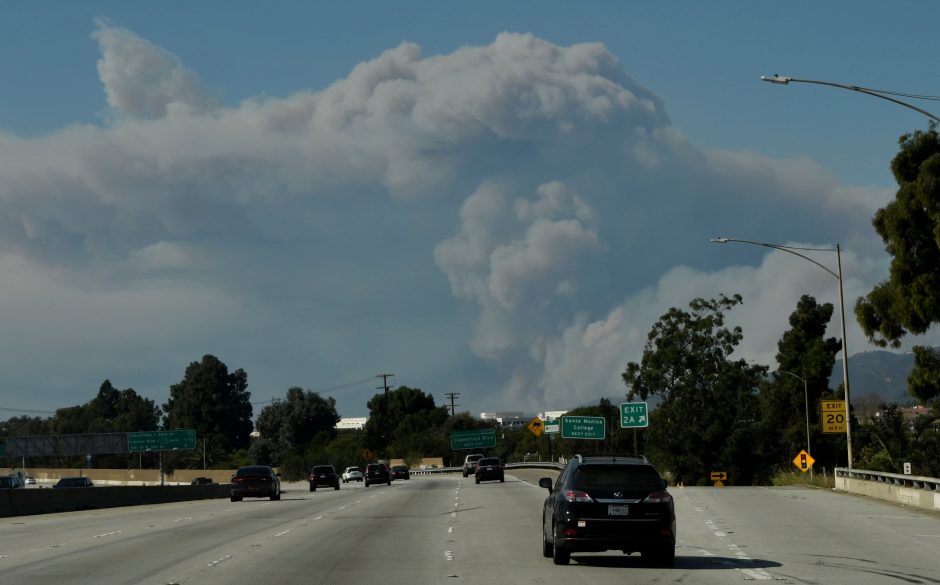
[539,454,676,566]
[309,464,340,491]
[364,463,391,487]
[230,465,281,501]
[474,457,504,484]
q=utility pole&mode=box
[376,373,394,455]
[444,392,460,416]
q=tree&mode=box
[622,295,767,485]
[759,296,842,469]
[0,415,49,438]
[163,355,253,454]
[87,380,161,433]
[855,124,940,404]
[44,380,159,436]
[254,387,340,465]
[363,386,449,458]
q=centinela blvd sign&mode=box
[561,416,605,440]
[620,401,649,428]
[450,428,496,450]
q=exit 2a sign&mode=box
[620,402,649,428]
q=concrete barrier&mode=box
[834,468,940,513]
[0,483,231,517]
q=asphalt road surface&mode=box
[1,473,939,584]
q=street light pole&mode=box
[711,237,853,468]
[775,369,813,480]
[760,75,940,123]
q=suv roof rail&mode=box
[572,453,648,463]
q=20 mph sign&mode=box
[821,400,846,434]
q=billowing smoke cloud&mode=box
[0,24,917,415]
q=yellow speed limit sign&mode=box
[821,400,846,434]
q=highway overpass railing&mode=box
[835,467,940,513]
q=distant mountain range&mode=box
[834,349,916,405]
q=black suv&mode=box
[539,455,675,566]
[474,457,504,484]
[309,465,340,491]
[364,463,391,487]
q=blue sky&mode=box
[1,1,938,420]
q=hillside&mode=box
[834,350,915,404]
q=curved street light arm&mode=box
[761,75,940,123]
[775,369,805,384]
[710,237,839,279]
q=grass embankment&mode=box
[771,469,835,489]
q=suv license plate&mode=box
[608,504,629,516]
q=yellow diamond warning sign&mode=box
[792,449,815,473]
[527,417,544,437]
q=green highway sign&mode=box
[128,429,196,452]
[561,416,605,440]
[450,428,497,450]
[620,401,649,428]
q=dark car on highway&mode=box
[364,463,391,487]
[191,476,215,485]
[230,465,281,501]
[474,457,504,484]
[539,454,676,566]
[390,465,410,480]
[309,464,340,491]
[53,477,94,488]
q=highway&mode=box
[1,472,939,584]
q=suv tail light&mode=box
[563,489,593,503]
[643,490,672,503]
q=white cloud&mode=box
[0,26,915,416]
[92,21,216,118]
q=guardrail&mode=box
[411,467,460,475]
[409,462,565,475]
[834,467,940,512]
[835,468,938,491]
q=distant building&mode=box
[337,417,367,430]
[539,410,568,421]
[480,411,528,429]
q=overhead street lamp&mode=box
[710,237,853,468]
[775,369,813,480]
[760,75,940,123]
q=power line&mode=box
[250,375,381,406]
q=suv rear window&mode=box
[313,466,334,474]
[573,465,663,491]
[236,466,270,476]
